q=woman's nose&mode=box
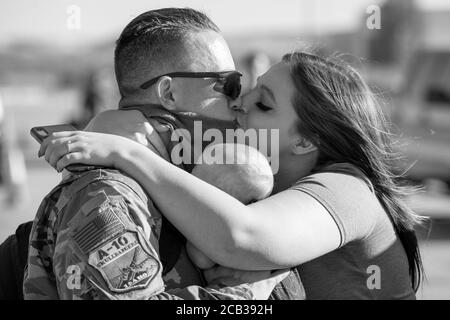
[229,96,246,113]
[235,107,248,129]
[229,96,249,129]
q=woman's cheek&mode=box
[244,106,294,157]
[246,109,268,131]
[245,112,273,150]
[277,128,292,156]
[266,115,291,156]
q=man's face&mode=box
[170,31,238,121]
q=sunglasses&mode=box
[140,71,242,100]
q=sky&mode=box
[1,0,450,48]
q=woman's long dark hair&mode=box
[283,51,425,291]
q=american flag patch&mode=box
[74,208,126,254]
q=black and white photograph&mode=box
[0,0,449,304]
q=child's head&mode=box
[192,143,273,204]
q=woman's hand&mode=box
[204,266,289,300]
[38,131,141,172]
[85,109,170,161]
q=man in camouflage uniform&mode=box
[24,166,255,299]
[22,8,287,300]
[24,104,304,300]
[22,8,305,300]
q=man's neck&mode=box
[119,96,158,109]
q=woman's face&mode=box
[236,62,300,158]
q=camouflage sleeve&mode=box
[23,187,61,300]
[52,179,253,300]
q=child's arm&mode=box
[186,241,216,270]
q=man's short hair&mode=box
[114,8,220,96]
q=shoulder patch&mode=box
[73,207,126,254]
[88,231,160,293]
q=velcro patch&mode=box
[88,232,160,293]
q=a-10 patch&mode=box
[72,204,160,293]
[88,232,160,292]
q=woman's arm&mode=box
[41,131,341,270]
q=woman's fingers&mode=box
[46,145,64,168]
[39,135,53,157]
[56,152,84,172]
[43,137,74,167]
[48,141,86,168]
[39,131,78,157]
[41,132,83,168]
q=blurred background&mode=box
[0,0,449,299]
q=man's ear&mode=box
[155,76,177,110]
[291,136,318,155]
